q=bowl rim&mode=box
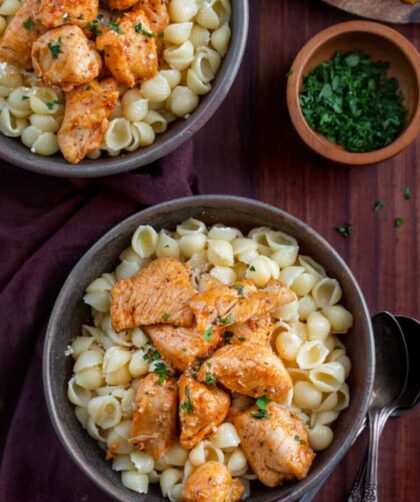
[43,194,375,501]
[2,1,249,178]
[287,20,420,166]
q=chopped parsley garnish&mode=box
[134,23,163,38]
[107,21,124,34]
[143,348,160,362]
[96,13,104,21]
[87,21,103,36]
[46,99,64,110]
[224,331,234,344]
[218,314,234,325]
[403,186,412,200]
[238,337,246,342]
[48,39,62,59]
[251,396,271,420]
[394,217,405,228]
[23,18,34,31]
[153,362,168,385]
[373,200,385,212]
[63,13,71,21]
[336,224,352,238]
[21,95,30,101]
[249,265,256,272]
[294,434,306,445]
[162,312,171,321]
[77,14,84,20]
[205,372,216,384]
[180,386,194,414]
[231,284,244,295]
[299,51,406,153]
[203,327,213,342]
[286,69,294,77]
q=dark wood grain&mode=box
[323,0,420,24]
[193,1,420,500]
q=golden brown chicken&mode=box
[57,78,119,164]
[96,7,158,87]
[198,344,292,403]
[0,0,46,69]
[111,257,196,332]
[234,403,315,487]
[129,373,178,460]
[190,280,296,334]
[182,461,244,502]
[104,0,140,10]
[32,25,102,91]
[178,374,230,450]
[39,0,99,29]
[224,314,273,347]
[136,0,169,33]
[146,325,222,372]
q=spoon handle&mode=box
[347,452,368,502]
[363,409,391,502]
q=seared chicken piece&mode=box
[198,344,292,403]
[178,374,230,450]
[190,280,296,334]
[129,373,177,460]
[32,25,102,91]
[234,403,315,486]
[136,0,169,33]
[0,0,46,69]
[225,314,273,346]
[39,0,99,29]
[182,461,243,502]
[104,0,140,10]
[111,257,196,332]
[96,7,158,87]
[146,325,222,372]
[57,78,119,164]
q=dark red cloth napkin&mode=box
[0,141,197,501]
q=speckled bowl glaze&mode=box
[1,2,249,178]
[43,195,374,501]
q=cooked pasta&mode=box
[0,0,232,163]
[67,219,353,499]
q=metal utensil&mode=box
[357,312,409,502]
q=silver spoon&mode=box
[357,312,409,502]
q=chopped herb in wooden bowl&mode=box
[299,52,406,153]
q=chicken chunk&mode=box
[32,25,102,91]
[135,0,169,33]
[104,0,140,10]
[234,403,315,487]
[225,314,273,347]
[111,257,196,332]
[178,374,230,450]
[129,373,177,460]
[39,0,99,29]
[0,0,46,69]
[57,78,119,164]
[182,461,243,502]
[198,344,292,403]
[96,7,158,87]
[146,325,222,372]
[190,280,296,334]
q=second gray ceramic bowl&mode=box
[43,195,374,501]
[2,2,248,178]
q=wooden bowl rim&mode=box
[287,21,420,165]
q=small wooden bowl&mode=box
[287,21,420,165]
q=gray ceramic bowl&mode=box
[43,195,374,501]
[2,2,248,178]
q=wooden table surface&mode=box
[193,1,420,500]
